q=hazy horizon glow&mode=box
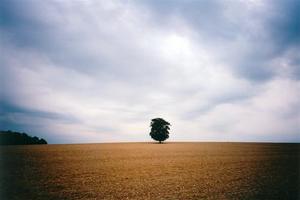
[1,0,299,143]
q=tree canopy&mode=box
[149,118,170,143]
[0,130,47,145]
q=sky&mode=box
[0,0,299,144]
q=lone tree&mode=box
[149,118,171,143]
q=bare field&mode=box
[1,142,299,199]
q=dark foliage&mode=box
[0,130,47,145]
[149,118,171,143]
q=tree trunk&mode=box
[159,141,162,144]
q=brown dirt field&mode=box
[0,142,299,199]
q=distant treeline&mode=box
[0,130,47,145]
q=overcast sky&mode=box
[1,0,299,143]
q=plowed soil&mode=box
[1,142,299,199]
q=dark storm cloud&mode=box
[0,99,78,134]
[267,0,300,48]
[1,0,299,142]
[0,0,104,73]
[0,100,80,143]
[137,0,300,81]
[0,100,78,123]
[0,0,51,47]
[236,0,300,81]
[0,0,166,87]
[136,0,235,39]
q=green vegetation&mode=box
[149,118,171,143]
[0,130,47,145]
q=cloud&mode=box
[137,0,300,81]
[0,0,299,143]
